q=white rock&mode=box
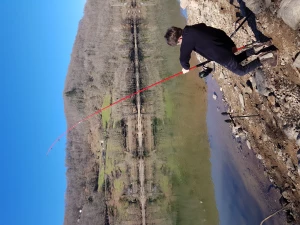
[246,140,251,149]
[219,72,225,79]
[239,94,245,111]
[278,0,300,30]
[256,154,263,160]
[213,93,218,100]
[286,158,295,170]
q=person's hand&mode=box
[182,68,190,74]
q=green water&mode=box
[154,1,220,224]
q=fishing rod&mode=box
[47,38,267,154]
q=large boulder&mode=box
[278,0,300,30]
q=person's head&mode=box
[164,26,183,46]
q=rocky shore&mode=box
[181,0,300,223]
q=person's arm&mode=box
[180,40,194,70]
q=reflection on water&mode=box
[206,75,285,225]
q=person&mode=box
[164,24,277,76]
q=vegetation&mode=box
[101,94,112,128]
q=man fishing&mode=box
[164,24,277,76]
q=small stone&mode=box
[219,72,225,79]
[256,154,263,160]
[283,102,290,109]
[286,158,295,171]
[268,95,276,105]
[250,77,257,90]
[283,125,297,140]
[255,68,269,96]
[246,140,251,149]
[244,86,253,94]
[273,106,280,113]
[262,134,269,142]
[213,92,218,100]
[282,190,292,200]
[239,94,245,111]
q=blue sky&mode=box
[0,1,86,224]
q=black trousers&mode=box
[219,48,262,76]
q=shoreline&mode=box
[206,75,285,224]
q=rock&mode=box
[219,72,225,79]
[239,94,245,111]
[250,77,257,90]
[283,125,298,140]
[268,95,276,105]
[282,190,292,200]
[244,86,253,94]
[246,140,251,149]
[255,68,269,96]
[286,158,295,171]
[213,92,218,100]
[293,53,300,68]
[273,106,281,113]
[278,0,300,30]
[262,134,269,142]
[256,154,263,160]
[245,0,266,14]
[283,102,290,109]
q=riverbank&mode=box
[207,76,285,224]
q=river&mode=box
[156,1,286,224]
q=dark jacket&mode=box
[180,23,236,69]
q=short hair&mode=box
[164,26,183,46]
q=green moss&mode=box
[98,168,105,191]
[159,175,170,195]
[102,94,112,129]
[114,179,124,195]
